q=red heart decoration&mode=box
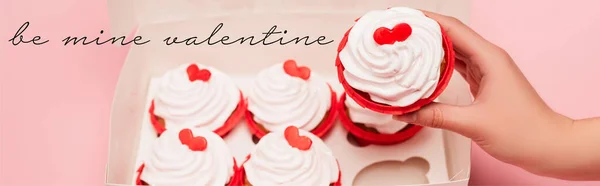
[178,128,207,151]
[283,60,311,80]
[284,126,312,151]
[186,64,211,82]
[373,23,412,45]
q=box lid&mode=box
[106,0,470,37]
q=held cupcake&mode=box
[246,59,338,139]
[135,128,240,186]
[149,63,246,136]
[336,7,455,115]
[338,93,423,145]
[239,126,341,186]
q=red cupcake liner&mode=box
[149,91,247,137]
[237,155,342,185]
[136,158,241,186]
[337,93,423,145]
[245,85,338,139]
[336,20,455,115]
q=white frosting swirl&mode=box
[141,128,234,186]
[248,63,331,132]
[244,128,339,185]
[345,95,408,134]
[339,7,445,106]
[153,63,240,131]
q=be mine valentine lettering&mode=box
[8,22,335,47]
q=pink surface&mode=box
[1,0,599,185]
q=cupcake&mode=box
[245,59,338,139]
[135,128,240,186]
[239,126,341,185]
[336,7,455,115]
[149,63,246,136]
[338,93,423,145]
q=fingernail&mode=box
[393,113,417,122]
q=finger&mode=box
[421,10,495,60]
[393,103,475,137]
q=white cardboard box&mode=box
[105,0,473,185]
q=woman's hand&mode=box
[394,11,600,180]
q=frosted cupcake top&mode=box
[248,60,331,132]
[339,7,444,107]
[345,95,408,134]
[153,63,240,131]
[141,128,235,186]
[243,126,339,185]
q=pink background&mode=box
[1,0,599,185]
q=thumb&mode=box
[393,103,473,136]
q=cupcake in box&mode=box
[336,7,455,115]
[136,128,240,186]
[245,59,338,139]
[239,126,341,186]
[338,93,423,145]
[149,63,246,136]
